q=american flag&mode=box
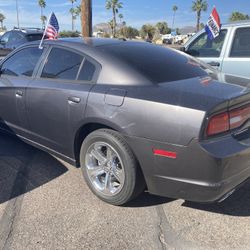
[46,12,59,40]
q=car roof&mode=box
[12,27,44,35]
[222,20,250,28]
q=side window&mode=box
[78,60,96,81]
[187,30,227,57]
[230,27,250,57]
[1,47,43,77]
[41,48,83,80]
[0,32,10,44]
[9,32,24,43]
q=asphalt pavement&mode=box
[0,133,249,250]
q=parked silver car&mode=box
[183,21,250,79]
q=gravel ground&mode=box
[0,133,249,250]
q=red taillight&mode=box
[206,104,250,137]
[207,112,230,136]
[229,105,250,130]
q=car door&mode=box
[26,46,99,159]
[0,46,43,135]
[185,29,228,70]
[221,27,250,78]
[0,31,12,57]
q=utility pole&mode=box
[16,0,20,28]
[81,0,92,37]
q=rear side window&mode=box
[1,47,42,77]
[27,34,44,42]
[101,43,211,84]
[41,48,83,80]
[78,60,96,81]
[230,27,250,57]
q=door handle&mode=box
[15,90,23,97]
[68,96,81,104]
[208,61,220,67]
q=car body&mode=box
[0,38,250,205]
[183,21,250,79]
[0,28,45,59]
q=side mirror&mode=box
[0,40,6,46]
[179,46,186,52]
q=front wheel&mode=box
[80,129,144,205]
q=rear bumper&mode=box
[125,135,250,203]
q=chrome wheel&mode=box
[85,142,125,196]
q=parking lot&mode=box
[0,132,249,250]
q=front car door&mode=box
[0,46,43,136]
[185,29,229,71]
[221,26,250,78]
[26,46,100,160]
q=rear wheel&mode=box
[80,129,144,205]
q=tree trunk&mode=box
[172,11,176,30]
[112,7,116,37]
[71,2,74,31]
[81,0,92,37]
[196,10,201,32]
[41,7,43,28]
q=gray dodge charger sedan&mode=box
[0,38,250,205]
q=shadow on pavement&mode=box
[125,191,174,208]
[182,180,250,217]
[0,132,68,204]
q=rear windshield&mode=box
[100,43,213,84]
[26,34,44,42]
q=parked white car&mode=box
[183,21,250,78]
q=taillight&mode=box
[207,112,229,136]
[229,105,250,130]
[206,104,250,137]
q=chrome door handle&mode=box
[16,90,23,97]
[208,61,220,67]
[68,96,81,104]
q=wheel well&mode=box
[74,123,147,190]
[74,123,114,167]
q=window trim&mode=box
[37,45,101,84]
[229,27,250,58]
[0,45,47,78]
[187,29,228,58]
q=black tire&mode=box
[80,129,145,205]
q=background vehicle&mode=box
[0,27,45,58]
[183,21,250,78]
[0,39,250,205]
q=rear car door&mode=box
[0,46,43,135]
[26,46,99,159]
[221,27,250,78]
[185,29,228,70]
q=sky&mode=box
[0,0,250,31]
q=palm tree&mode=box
[192,0,208,32]
[69,0,77,31]
[0,13,6,30]
[106,0,123,37]
[229,12,250,22]
[172,5,178,30]
[118,13,123,23]
[38,0,46,28]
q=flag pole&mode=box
[39,13,52,49]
